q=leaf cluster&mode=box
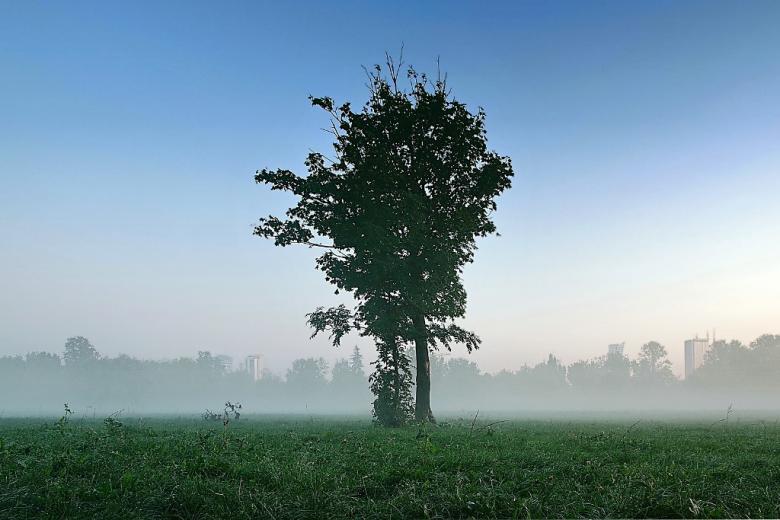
[255,59,513,354]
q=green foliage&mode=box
[568,352,633,391]
[331,347,368,402]
[369,341,414,426]
[633,341,675,384]
[63,336,99,366]
[286,358,329,388]
[103,413,123,434]
[348,345,364,376]
[196,351,231,375]
[255,55,513,424]
[1,417,779,518]
[55,403,72,436]
[25,351,61,369]
[693,336,780,389]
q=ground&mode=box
[1,415,779,518]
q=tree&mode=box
[286,358,329,389]
[369,341,414,426]
[568,353,631,392]
[745,334,780,390]
[443,357,481,381]
[25,351,61,369]
[331,348,371,412]
[633,341,674,385]
[749,334,780,354]
[331,359,353,382]
[63,336,99,366]
[748,334,780,385]
[603,351,632,388]
[567,358,603,390]
[348,345,365,377]
[254,55,513,423]
[532,354,566,384]
[698,340,749,385]
[438,357,483,408]
[332,347,367,388]
[196,351,230,375]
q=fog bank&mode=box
[1,335,778,417]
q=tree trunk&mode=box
[413,313,435,423]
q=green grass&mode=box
[1,415,779,518]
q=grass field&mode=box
[1,415,779,518]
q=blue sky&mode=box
[1,0,778,374]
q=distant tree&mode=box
[747,334,780,389]
[603,351,632,388]
[331,358,354,382]
[444,358,481,381]
[488,367,531,408]
[286,358,329,388]
[331,349,371,410]
[677,338,744,401]
[695,337,780,391]
[259,368,283,385]
[530,354,567,389]
[331,348,366,387]
[429,351,449,383]
[348,345,365,377]
[633,341,674,384]
[704,340,748,366]
[567,358,602,390]
[749,334,780,365]
[255,55,513,424]
[749,334,780,353]
[196,351,228,374]
[63,336,99,366]
[438,357,483,407]
[25,351,61,369]
[698,340,749,385]
[568,353,631,393]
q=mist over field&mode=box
[2,334,778,417]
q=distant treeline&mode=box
[1,335,778,415]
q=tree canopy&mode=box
[63,336,99,366]
[255,56,513,424]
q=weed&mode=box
[103,410,124,434]
[55,403,72,436]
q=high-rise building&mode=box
[245,355,263,381]
[607,342,625,356]
[684,337,709,379]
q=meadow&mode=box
[1,414,779,519]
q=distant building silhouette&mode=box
[215,354,233,372]
[245,355,263,381]
[684,337,710,379]
[608,342,625,356]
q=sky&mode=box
[1,0,779,376]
